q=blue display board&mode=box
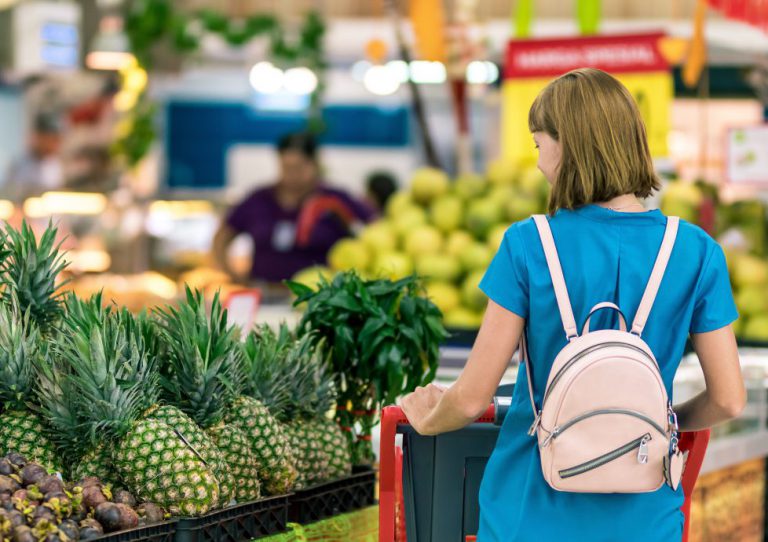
[164,101,410,189]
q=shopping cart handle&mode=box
[493,396,512,426]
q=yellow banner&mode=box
[501,71,672,166]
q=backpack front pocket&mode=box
[559,433,651,479]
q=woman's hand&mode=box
[399,383,446,436]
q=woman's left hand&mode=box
[399,383,446,436]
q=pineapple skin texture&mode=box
[72,444,122,487]
[285,420,329,489]
[0,410,62,473]
[144,404,235,508]
[207,423,261,503]
[114,418,219,517]
[225,396,297,495]
[312,419,352,481]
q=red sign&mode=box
[504,33,668,79]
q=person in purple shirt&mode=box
[212,132,374,284]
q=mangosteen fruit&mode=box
[6,454,26,469]
[32,505,57,524]
[19,464,46,487]
[58,519,79,540]
[11,489,27,502]
[0,475,20,494]
[37,476,64,496]
[115,503,139,530]
[81,485,108,510]
[11,524,35,542]
[95,502,122,533]
[6,510,24,528]
[76,477,101,489]
[78,518,104,539]
[113,489,136,507]
[0,459,15,476]
[137,502,165,524]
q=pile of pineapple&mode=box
[0,222,352,530]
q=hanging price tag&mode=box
[224,288,262,331]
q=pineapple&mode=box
[144,404,236,507]
[242,326,335,489]
[0,221,67,336]
[207,423,261,502]
[305,375,352,482]
[49,297,220,516]
[0,302,61,473]
[154,288,261,504]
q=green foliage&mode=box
[39,295,160,453]
[287,271,447,462]
[0,302,43,412]
[0,221,68,336]
[154,287,244,429]
[120,1,328,165]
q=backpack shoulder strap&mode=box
[630,216,680,336]
[532,215,578,341]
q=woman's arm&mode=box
[674,324,746,432]
[400,300,524,435]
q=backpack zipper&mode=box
[541,408,666,447]
[542,342,660,409]
[558,433,652,479]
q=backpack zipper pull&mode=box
[637,434,651,464]
[527,412,542,436]
[541,427,559,448]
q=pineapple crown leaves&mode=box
[0,299,44,412]
[52,296,160,446]
[154,286,244,429]
[288,270,448,406]
[242,324,335,422]
[0,221,69,336]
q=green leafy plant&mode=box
[287,272,447,464]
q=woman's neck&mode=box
[274,184,316,210]
[595,194,645,213]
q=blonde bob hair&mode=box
[528,68,661,214]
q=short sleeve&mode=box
[479,225,529,319]
[690,244,739,334]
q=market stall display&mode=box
[0,222,442,541]
[293,164,549,330]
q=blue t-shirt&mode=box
[477,205,738,542]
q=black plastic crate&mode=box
[173,495,289,542]
[288,466,376,524]
[92,520,177,542]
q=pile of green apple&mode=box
[292,161,549,329]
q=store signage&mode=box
[224,288,262,331]
[726,125,768,185]
[501,33,672,165]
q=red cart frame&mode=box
[380,405,710,542]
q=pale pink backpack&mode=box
[524,214,687,493]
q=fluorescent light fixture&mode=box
[386,60,410,83]
[249,62,284,94]
[87,15,133,71]
[408,61,446,84]
[24,192,108,217]
[466,61,500,85]
[283,67,318,95]
[363,64,401,96]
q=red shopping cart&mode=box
[379,402,710,542]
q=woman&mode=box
[400,68,745,541]
[213,132,373,284]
